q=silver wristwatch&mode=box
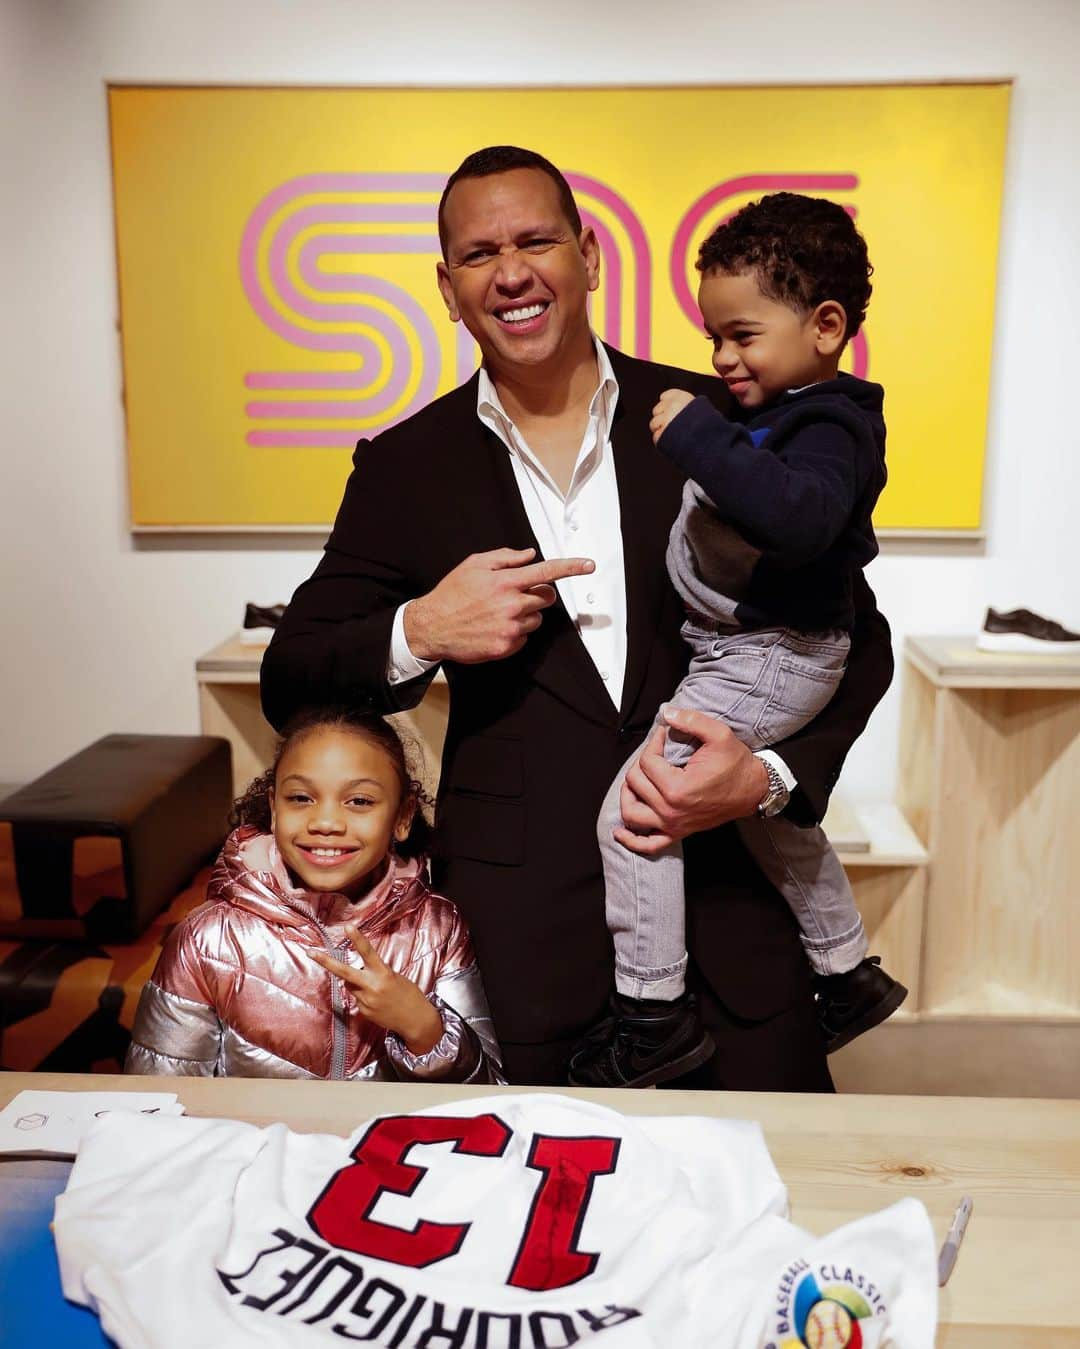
[756,758,790,818]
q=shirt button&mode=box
[586,592,596,604]
[600,670,610,680]
[568,520,579,532]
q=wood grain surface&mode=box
[3,1074,1077,1344]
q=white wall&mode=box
[3,0,1078,798]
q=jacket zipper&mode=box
[281,899,349,1080]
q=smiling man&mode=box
[261,146,894,1088]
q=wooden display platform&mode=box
[905,635,1080,690]
[900,636,1080,1021]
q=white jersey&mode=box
[54,1093,937,1349]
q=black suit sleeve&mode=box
[260,437,438,731]
[773,570,894,825]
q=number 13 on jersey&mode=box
[307,1113,620,1292]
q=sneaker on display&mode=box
[976,606,1080,655]
[239,602,287,647]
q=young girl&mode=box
[126,707,503,1082]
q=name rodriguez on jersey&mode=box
[221,1227,642,1347]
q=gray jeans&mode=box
[599,623,868,997]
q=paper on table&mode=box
[0,1091,184,1158]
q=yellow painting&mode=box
[108,84,1010,530]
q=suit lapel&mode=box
[608,348,680,723]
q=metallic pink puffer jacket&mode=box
[125,827,502,1082]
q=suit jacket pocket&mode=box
[436,736,524,866]
[436,793,525,867]
[449,735,523,798]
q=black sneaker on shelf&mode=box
[976,607,1080,655]
[814,956,908,1054]
[240,602,287,646]
[567,991,716,1088]
[244,602,286,630]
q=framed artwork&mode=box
[108,83,1010,531]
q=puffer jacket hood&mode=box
[206,825,429,942]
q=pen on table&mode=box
[937,1195,973,1286]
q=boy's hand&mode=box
[649,389,696,444]
[311,930,444,1054]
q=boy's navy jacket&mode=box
[658,373,887,633]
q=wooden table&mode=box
[3,1074,1077,1346]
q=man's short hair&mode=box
[697,192,873,340]
[437,146,583,260]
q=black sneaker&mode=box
[241,602,287,646]
[814,956,908,1053]
[567,991,716,1088]
[977,607,1080,655]
[244,602,286,630]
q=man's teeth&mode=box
[498,303,547,323]
[308,848,348,857]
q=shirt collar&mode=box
[476,335,620,449]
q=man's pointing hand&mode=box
[404,547,595,664]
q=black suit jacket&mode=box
[261,346,893,1055]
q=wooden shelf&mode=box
[905,634,1080,690]
[830,801,929,869]
[900,636,1080,1021]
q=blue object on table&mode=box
[0,1158,112,1345]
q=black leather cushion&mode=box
[0,735,231,942]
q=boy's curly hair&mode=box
[230,706,433,860]
[697,192,873,341]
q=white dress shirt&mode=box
[386,337,795,798]
[389,337,626,707]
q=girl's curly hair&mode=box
[229,706,433,859]
[697,191,873,341]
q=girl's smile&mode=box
[270,727,414,898]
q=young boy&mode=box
[570,192,904,1089]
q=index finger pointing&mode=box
[513,557,596,589]
[486,547,537,570]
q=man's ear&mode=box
[436,262,460,322]
[580,226,601,294]
[812,300,847,356]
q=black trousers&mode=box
[498,966,833,1093]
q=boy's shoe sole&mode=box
[823,980,908,1054]
[568,1031,716,1089]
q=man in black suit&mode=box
[261,146,893,1088]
